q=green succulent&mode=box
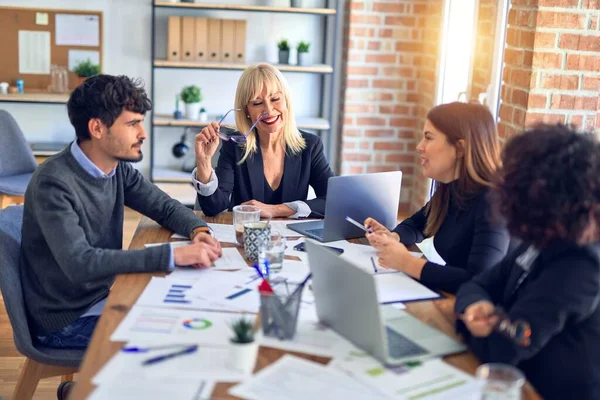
[180,85,202,104]
[297,41,311,53]
[230,316,255,344]
[73,59,101,78]
[277,39,290,51]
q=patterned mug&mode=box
[243,222,271,263]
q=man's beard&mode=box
[116,151,143,163]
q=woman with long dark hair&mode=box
[455,124,600,399]
[365,102,509,293]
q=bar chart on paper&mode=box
[163,283,193,304]
[130,310,180,335]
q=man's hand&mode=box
[173,242,220,268]
[462,301,499,338]
[191,232,222,257]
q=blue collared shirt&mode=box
[70,141,176,319]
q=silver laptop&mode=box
[287,171,402,242]
[305,240,466,366]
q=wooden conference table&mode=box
[71,212,540,400]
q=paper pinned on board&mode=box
[18,31,50,74]
[55,14,99,46]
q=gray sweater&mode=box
[21,146,207,336]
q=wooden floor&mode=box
[0,208,142,400]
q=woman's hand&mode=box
[241,200,295,219]
[364,217,400,242]
[195,122,221,182]
[462,301,499,338]
[368,232,425,278]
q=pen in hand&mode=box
[142,344,198,366]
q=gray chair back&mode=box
[0,110,37,178]
[0,206,83,367]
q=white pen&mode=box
[345,216,371,233]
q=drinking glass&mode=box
[259,231,286,272]
[476,363,525,400]
[233,205,260,245]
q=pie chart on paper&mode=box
[182,318,213,330]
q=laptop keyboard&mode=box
[386,327,428,359]
[305,228,324,240]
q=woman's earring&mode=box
[246,115,250,118]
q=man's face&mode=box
[100,110,147,163]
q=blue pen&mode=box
[142,345,198,366]
[371,256,378,273]
[122,344,189,353]
[226,287,252,300]
[252,263,265,279]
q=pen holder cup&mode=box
[260,282,304,340]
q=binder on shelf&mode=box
[234,20,247,64]
[207,18,222,62]
[194,17,208,62]
[167,16,181,61]
[220,19,236,63]
[181,16,195,62]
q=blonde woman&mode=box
[365,102,510,293]
[193,63,334,218]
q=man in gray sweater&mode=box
[21,75,221,353]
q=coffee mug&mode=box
[243,222,271,263]
[0,82,8,95]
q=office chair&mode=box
[0,205,83,400]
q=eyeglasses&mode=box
[217,109,268,144]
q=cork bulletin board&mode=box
[0,6,103,91]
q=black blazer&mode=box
[393,187,510,293]
[197,131,334,217]
[455,240,600,400]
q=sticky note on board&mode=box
[36,12,49,25]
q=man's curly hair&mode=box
[491,124,600,248]
[67,74,152,141]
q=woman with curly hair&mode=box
[365,102,510,293]
[455,124,600,400]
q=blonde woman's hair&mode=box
[424,102,502,237]
[234,63,306,163]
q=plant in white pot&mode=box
[277,39,290,65]
[296,41,311,66]
[227,316,258,374]
[180,85,202,120]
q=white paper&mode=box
[189,269,261,313]
[258,319,356,358]
[68,49,100,71]
[55,14,99,46]
[93,344,245,385]
[145,244,248,271]
[18,31,50,74]
[416,237,446,265]
[229,355,392,400]
[171,223,237,243]
[88,381,207,400]
[374,272,440,304]
[111,306,248,346]
[330,357,479,400]
[145,240,190,248]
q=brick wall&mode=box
[340,0,443,213]
[499,0,600,140]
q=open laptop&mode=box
[305,240,466,366]
[287,171,402,242]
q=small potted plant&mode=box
[277,39,290,65]
[296,41,311,66]
[227,316,258,374]
[291,0,304,7]
[180,85,202,120]
[73,59,100,86]
[199,107,208,122]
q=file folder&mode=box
[220,19,236,63]
[194,17,208,62]
[207,18,222,62]
[167,16,181,61]
[181,16,195,62]
[234,20,247,64]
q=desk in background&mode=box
[70,212,541,400]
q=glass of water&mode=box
[476,363,525,400]
[259,231,286,273]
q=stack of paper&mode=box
[229,355,393,400]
